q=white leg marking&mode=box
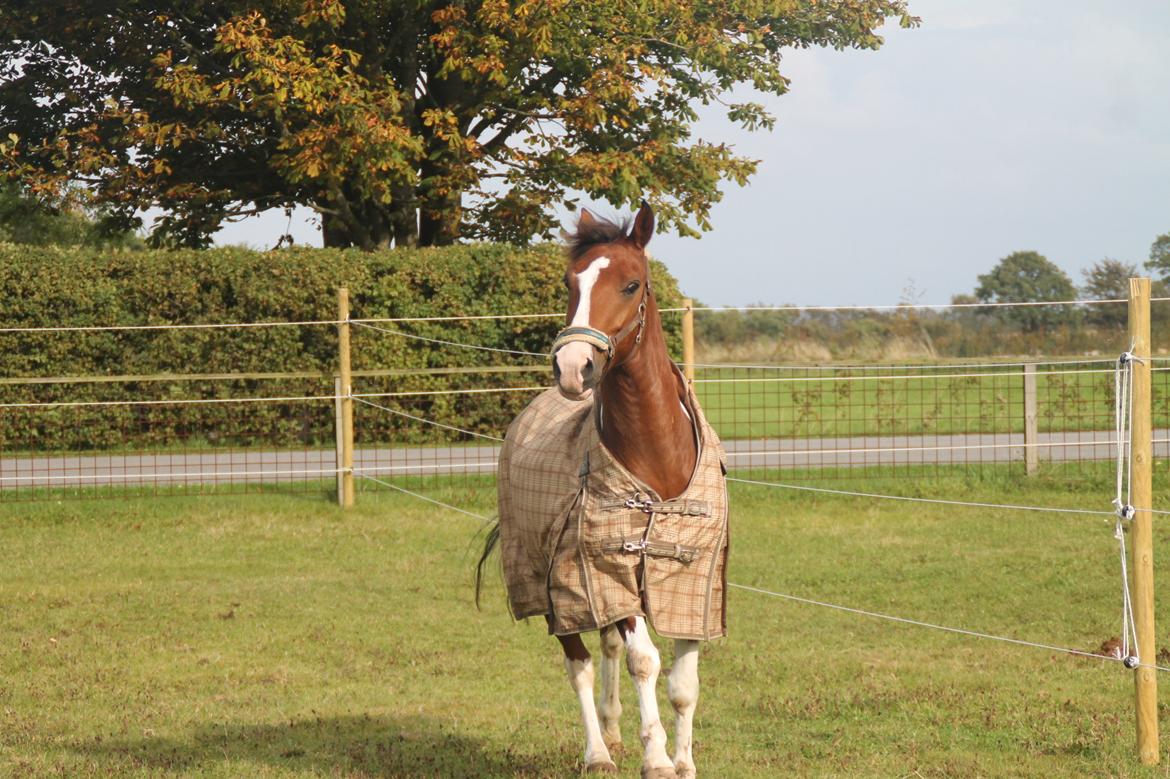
[555,257,610,396]
[624,617,674,774]
[599,625,624,750]
[565,656,615,769]
[669,640,700,779]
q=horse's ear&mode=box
[577,208,598,232]
[630,200,654,250]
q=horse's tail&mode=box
[474,518,501,610]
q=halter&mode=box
[550,278,651,362]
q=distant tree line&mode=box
[959,248,1167,331]
[697,230,1170,360]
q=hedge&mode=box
[0,243,685,452]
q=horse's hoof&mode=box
[586,760,618,774]
[641,767,678,779]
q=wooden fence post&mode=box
[1129,276,1158,764]
[1023,364,1038,476]
[682,297,695,384]
[334,375,345,506]
[338,287,355,508]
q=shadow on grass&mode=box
[70,712,561,778]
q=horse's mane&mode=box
[564,214,630,260]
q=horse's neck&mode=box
[597,303,697,499]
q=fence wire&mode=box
[5,300,1170,500]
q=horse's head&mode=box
[552,202,655,400]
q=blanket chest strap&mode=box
[600,534,701,564]
[599,493,711,517]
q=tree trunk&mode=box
[322,217,351,248]
[418,198,461,246]
[389,186,419,248]
[319,194,396,250]
[416,157,462,246]
[414,61,469,247]
[362,200,393,250]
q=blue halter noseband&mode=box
[550,279,650,362]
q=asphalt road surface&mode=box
[3,429,1166,489]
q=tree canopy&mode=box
[0,183,143,248]
[974,250,1077,332]
[1079,257,1135,328]
[1147,230,1170,280]
[0,0,916,249]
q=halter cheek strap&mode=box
[551,280,651,362]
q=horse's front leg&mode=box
[558,633,617,773]
[668,639,700,779]
[598,624,624,754]
[619,616,676,779]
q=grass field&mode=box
[4,472,1170,777]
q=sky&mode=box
[213,0,1170,308]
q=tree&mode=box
[0,183,143,248]
[1080,258,1135,328]
[0,0,916,249]
[974,251,1077,332]
[1147,231,1170,280]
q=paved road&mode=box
[4,429,1166,489]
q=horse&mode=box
[478,202,729,778]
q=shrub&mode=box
[0,243,684,451]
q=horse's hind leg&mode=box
[618,616,676,779]
[598,624,624,753]
[668,639,700,779]
[558,633,617,773]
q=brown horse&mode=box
[479,203,728,778]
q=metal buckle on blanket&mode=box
[624,492,654,512]
[622,539,647,553]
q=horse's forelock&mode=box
[564,214,631,261]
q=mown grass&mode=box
[4,474,1170,778]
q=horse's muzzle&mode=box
[553,342,602,400]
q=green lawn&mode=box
[3,473,1170,777]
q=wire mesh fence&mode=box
[350,361,1170,503]
[351,368,543,503]
[4,300,1169,503]
[693,361,1170,480]
[0,376,338,501]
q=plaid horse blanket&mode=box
[497,379,728,641]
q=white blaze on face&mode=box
[555,256,610,397]
[569,256,610,328]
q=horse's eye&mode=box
[623,281,640,295]
[563,274,571,289]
